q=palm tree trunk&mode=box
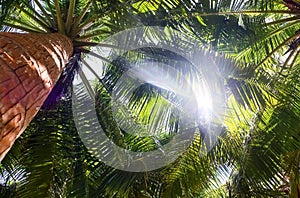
[0,32,73,161]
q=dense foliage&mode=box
[1,0,300,197]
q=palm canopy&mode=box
[0,0,300,197]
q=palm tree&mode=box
[1,0,300,197]
[0,0,254,162]
[0,0,253,197]
[0,0,236,196]
[0,0,135,161]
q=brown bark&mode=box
[0,33,73,161]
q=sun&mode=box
[193,81,214,121]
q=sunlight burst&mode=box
[193,81,213,121]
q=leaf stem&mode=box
[54,0,65,34]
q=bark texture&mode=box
[0,33,73,161]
